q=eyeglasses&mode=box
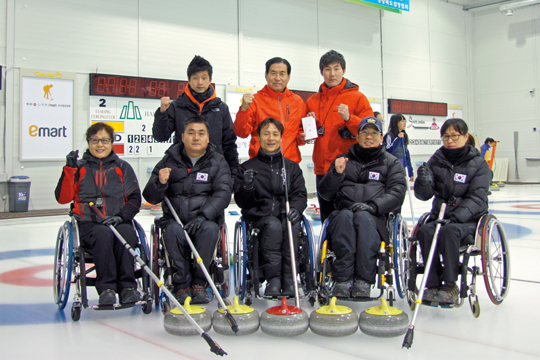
[89,138,112,145]
[358,130,381,137]
[441,134,463,142]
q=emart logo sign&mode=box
[120,101,142,120]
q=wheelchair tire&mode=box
[134,221,152,314]
[151,223,161,307]
[233,220,247,301]
[480,215,511,305]
[393,215,409,299]
[219,224,230,298]
[54,221,73,310]
[71,303,81,321]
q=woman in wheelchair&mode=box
[318,116,407,298]
[414,118,491,305]
[55,122,142,306]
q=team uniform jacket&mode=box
[55,150,141,223]
[414,145,491,223]
[234,149,307,222]
[152,85,239,176]
[384,133,414,177]
[234,85,307,163]
[143,142,232,225]
[307,79,374,175]
[318,144,406,215]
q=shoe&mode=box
[333,280,352,298]
[422,287,439,302]
[351,278,371,298]
[119,288,140,304]
[99,289,116,305]
[434,283,459,305]
[264,278,282,297]
[282,277,296,297]
[174,287,192,305]
[191,284,209,304]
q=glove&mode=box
[287,208,302,225]
[242,169,258,190]
[102,215,123,227]
[66,150,79,168]
[184,216,205,234]
[416,164,432,186]
[350,202,376,215]
[436,218,452,226]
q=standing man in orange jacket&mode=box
[234,57,307,164]
[307,50,374,222]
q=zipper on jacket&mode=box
[278,96,284,123]
[271,155,275,214]
[100,161,106,216]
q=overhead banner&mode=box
[20,69,75,160]
[345,0,409,13]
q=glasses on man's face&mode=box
[441,134,462,142]
[89,138,112,145]
[359,130,381,137]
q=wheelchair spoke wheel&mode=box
[481,215,511,305]
[233,221,246,300]
[54,221,73,310]
[151,224,161,306]
[393,215,409,299]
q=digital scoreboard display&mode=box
[89,73,189,99]
[388,99,447,116]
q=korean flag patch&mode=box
[196,172,209,182]
[454,173,467,183]
[369,172,380,181]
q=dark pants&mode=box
[417,221,476,288]
[252,216,301,281]
[328,209,382,284]
[79,222,138,294]
[162,220,219,290]
[316,174,335,223]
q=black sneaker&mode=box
[264,277,282,297]
[333,280,352,298]
[191,284,209,304]
[99,289,116,305]
[120,288,140,304]
[351,278,371,298]
[174,287,192,305]
[434,283,459,305]
[422,287,439,302]
[282,277,296,297]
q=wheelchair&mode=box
[53,216,153,321]
[315,211,409,306]
[150,217,230,312]
[233,215,317,306]
[404,212,511,317]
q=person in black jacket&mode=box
[55,122,142,306]
[319,117,406,298]
[152,55,239,177]
[143,117,232,304]
[234,118,307,297]
[414,118,491,305]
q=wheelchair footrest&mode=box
[421,300,456,309]
[89,300,146,310]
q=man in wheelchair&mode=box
[318,116,406,298]
[414,118,491,306]
[234,118,307,298]
[143,117,232,304]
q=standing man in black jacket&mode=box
[234,118,307,297]
[319,117,406,298]
[143,117,232,304]
[152,55,239,177]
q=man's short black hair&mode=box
[319,50,346,72]
[187,55,213,79]
[484,137,495,144]
[183,116,209,132]
[265,57,291,75]
[257,117,284,137]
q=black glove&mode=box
[242,169,258,190]
[66,150,79,168]
[102,215,123,227]
[350,202,376,215]
[416,164,432,186]
[184,216,205,234]
[287,208,302,225]
[436,218,452,226]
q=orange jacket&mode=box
[234,85,307,163]
[307,79,374,175]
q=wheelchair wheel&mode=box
[480,214,511,305]
[133,221,152,314]
[151,223,161,306]
[300,216,317,304]
[218,224,230,297]
[393,215,409,299]
[233,220,247,301]
[53,221,73,310]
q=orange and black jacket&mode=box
[55,150,141,224]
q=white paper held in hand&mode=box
[302,116,318,140]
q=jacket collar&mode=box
[256,147,283,164]
[433,144,479,167]
[166,141,216,167]
[260,85,292,100]
[348,143,385,164]
[183,84,217,113]
[318,78,358,95]
[82,149,119,164]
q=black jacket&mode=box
[143,142,232,225]
[319,144,407,215]
[55,150,141,223]
[234,149,307,222]
[152,86,239,177]
[414,145,491,223]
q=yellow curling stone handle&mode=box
[365,298,403,316]
[315,296,353,315]
[218,296,254,314]
[170,297,207,315]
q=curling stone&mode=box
[260,297,309,337]
[164,297,212,336]
[213,296,259,336]
[359,298,409,338]
[310,297,358,337]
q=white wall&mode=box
[1,0,476,210]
